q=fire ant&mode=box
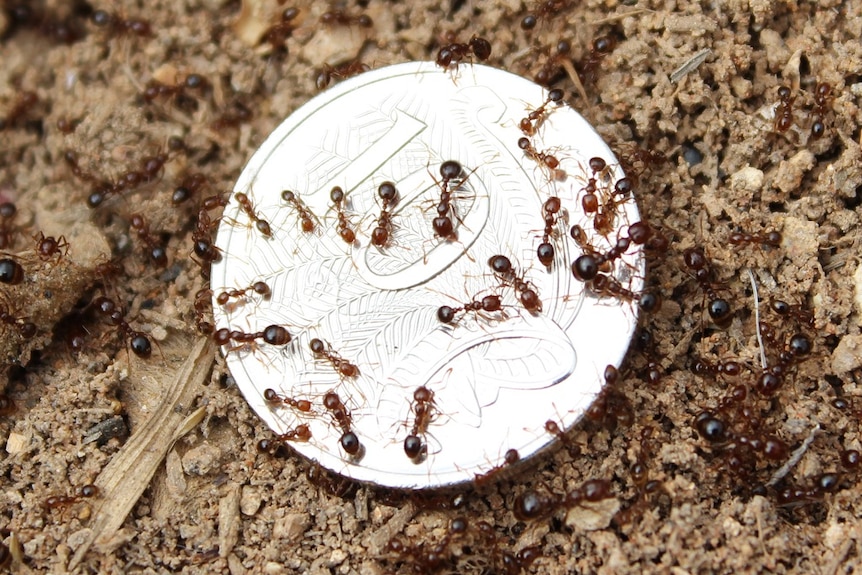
[371,181,398,247]
[693,357,742,378]
[233,192,272,237]
[315,60,370,90]
[0,257,25,285]
[329,186,356,243]
[319,9,373,28]
[435,35,492,70]
[474,448,520,487]
[579,35,616,86]
[91,296,153,358]
[0,90,38,131]
[753,331,812,396]
[775,472,842,507]
[488,254,542,313]
[769,298,814,328]
[309,338,359,378]
[811,82,833,139]
[774,85,796,133]
[518,137,563,179]
[129,213,168,267]
[210,99,252,132]
[257,424,313,451]
[570,225,634,282]
[520,88,564,136]
[403,386,439,461]
[533,40,572,86]
[588,273,661,313]
[0,303,37,339]
[215,281,271,306]
[429,160,470,241]
[520,0,569,31]
[682,247,732,328]
[728,229,782,248]
[280,190,316,233]
[33,232,69,261]
[213,325,292,351]
[263,388,313,414]
[191,195,227,274]
[44,484,99,509]
[323,391,363,457]
[142,73,209,111]
[90,9,151,37]
[536,195,564,268]
[172,173,208,205]
[0,202,18,249]
[437,293,503,325]
[262,7,299,52]
[193,288,214,335]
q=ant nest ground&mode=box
[1,0,861,574]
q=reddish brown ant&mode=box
[92,296,154,358]
[172,173,208,205]
[261,7,299,52]
[810,82,833,139]
[315,60,370,90]
[213,325,292,351]
[129,213,168,267]
[520,88,564,136]
[769,298,814,328]
[309,338,359,378]
[518,137,564,179]
[142,73,208,111]
[231,192,271,237]
[435,35,492,69]
[0,257,25,285]
[753,332,811,396]
[263,388,313,414]
[536,195,563,268]
[488,254,542,313]
[437,293,503,325]
[692,357,743,378]
[44,484,99,510]
[403,386,439,461]
[329,186,356,243]
[193,288,214,335]
[258,424,313,450]
[323,391,363,457]
[728,229,782,248]
[0,303,37,339]
[319,9,373,28]
[215,281,271,306]
[90,9,151,37]
[371,181,398,247]
[280,190,316,234]
[210,99,253,132]
[683,247,732,328]
[429,160,469,242]
[520,0,569,31]
[0,202,19,249]
[533,40,572,86]
[33,232,69,261]
[774,85,796,133]
[579,35,616,86]
[0,90,38,131]
[56,117,80,134]
[474,448,520,487]
[588,273,661,313]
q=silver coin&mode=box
[210,61,643,490]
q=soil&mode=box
[1,0,861,574]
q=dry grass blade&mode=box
[68,337,215,569]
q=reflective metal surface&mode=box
[211,62,642,490]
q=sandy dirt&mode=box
[1,0,861,573]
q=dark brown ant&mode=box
[437,293,503,324]
[0,257,25,285]
[430,160,469,241]
[319,9,373,28]
[191,194,227,273]
[570,228,633,282]
[263,388,313,414]
[90,9,151,37]
[682,247,732,328]
[520,88,564,136]
[233,192,272,237]
[142,73,208,111]
[774,85,796,133]
[315,60,370,90]
[280,190,316,234]
[536,196,563,268]
[579,35,616,86]
[323,391,363,457]
[810,82,833,139]
[753,331,811,396]
[0,304,37,339]
[261,7,299,52]
[44,484,99,509]
[172,173,208,205]
[770,298,814,328]
[213,325,292,350]
[309,338,359,378]
[616,143,666,188]
[65,148,173,208]
[329,186,356,243]
[728,229,782,248]
[692,358,742,378]
[129,213,168,267]
[210,99,253,132]
[0,202,19,249]
[403,386,439,461]
[488,254,542,313]
[533,40,572,86]
[215,281,271,306]
[92,296,153,358]
[371,181,398,247]
[0,90,38,131]
[435,35,492,69]
[33,232,69,261]
[517,137,564,179]
[775,472,842,507]
[520,0,569,31]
